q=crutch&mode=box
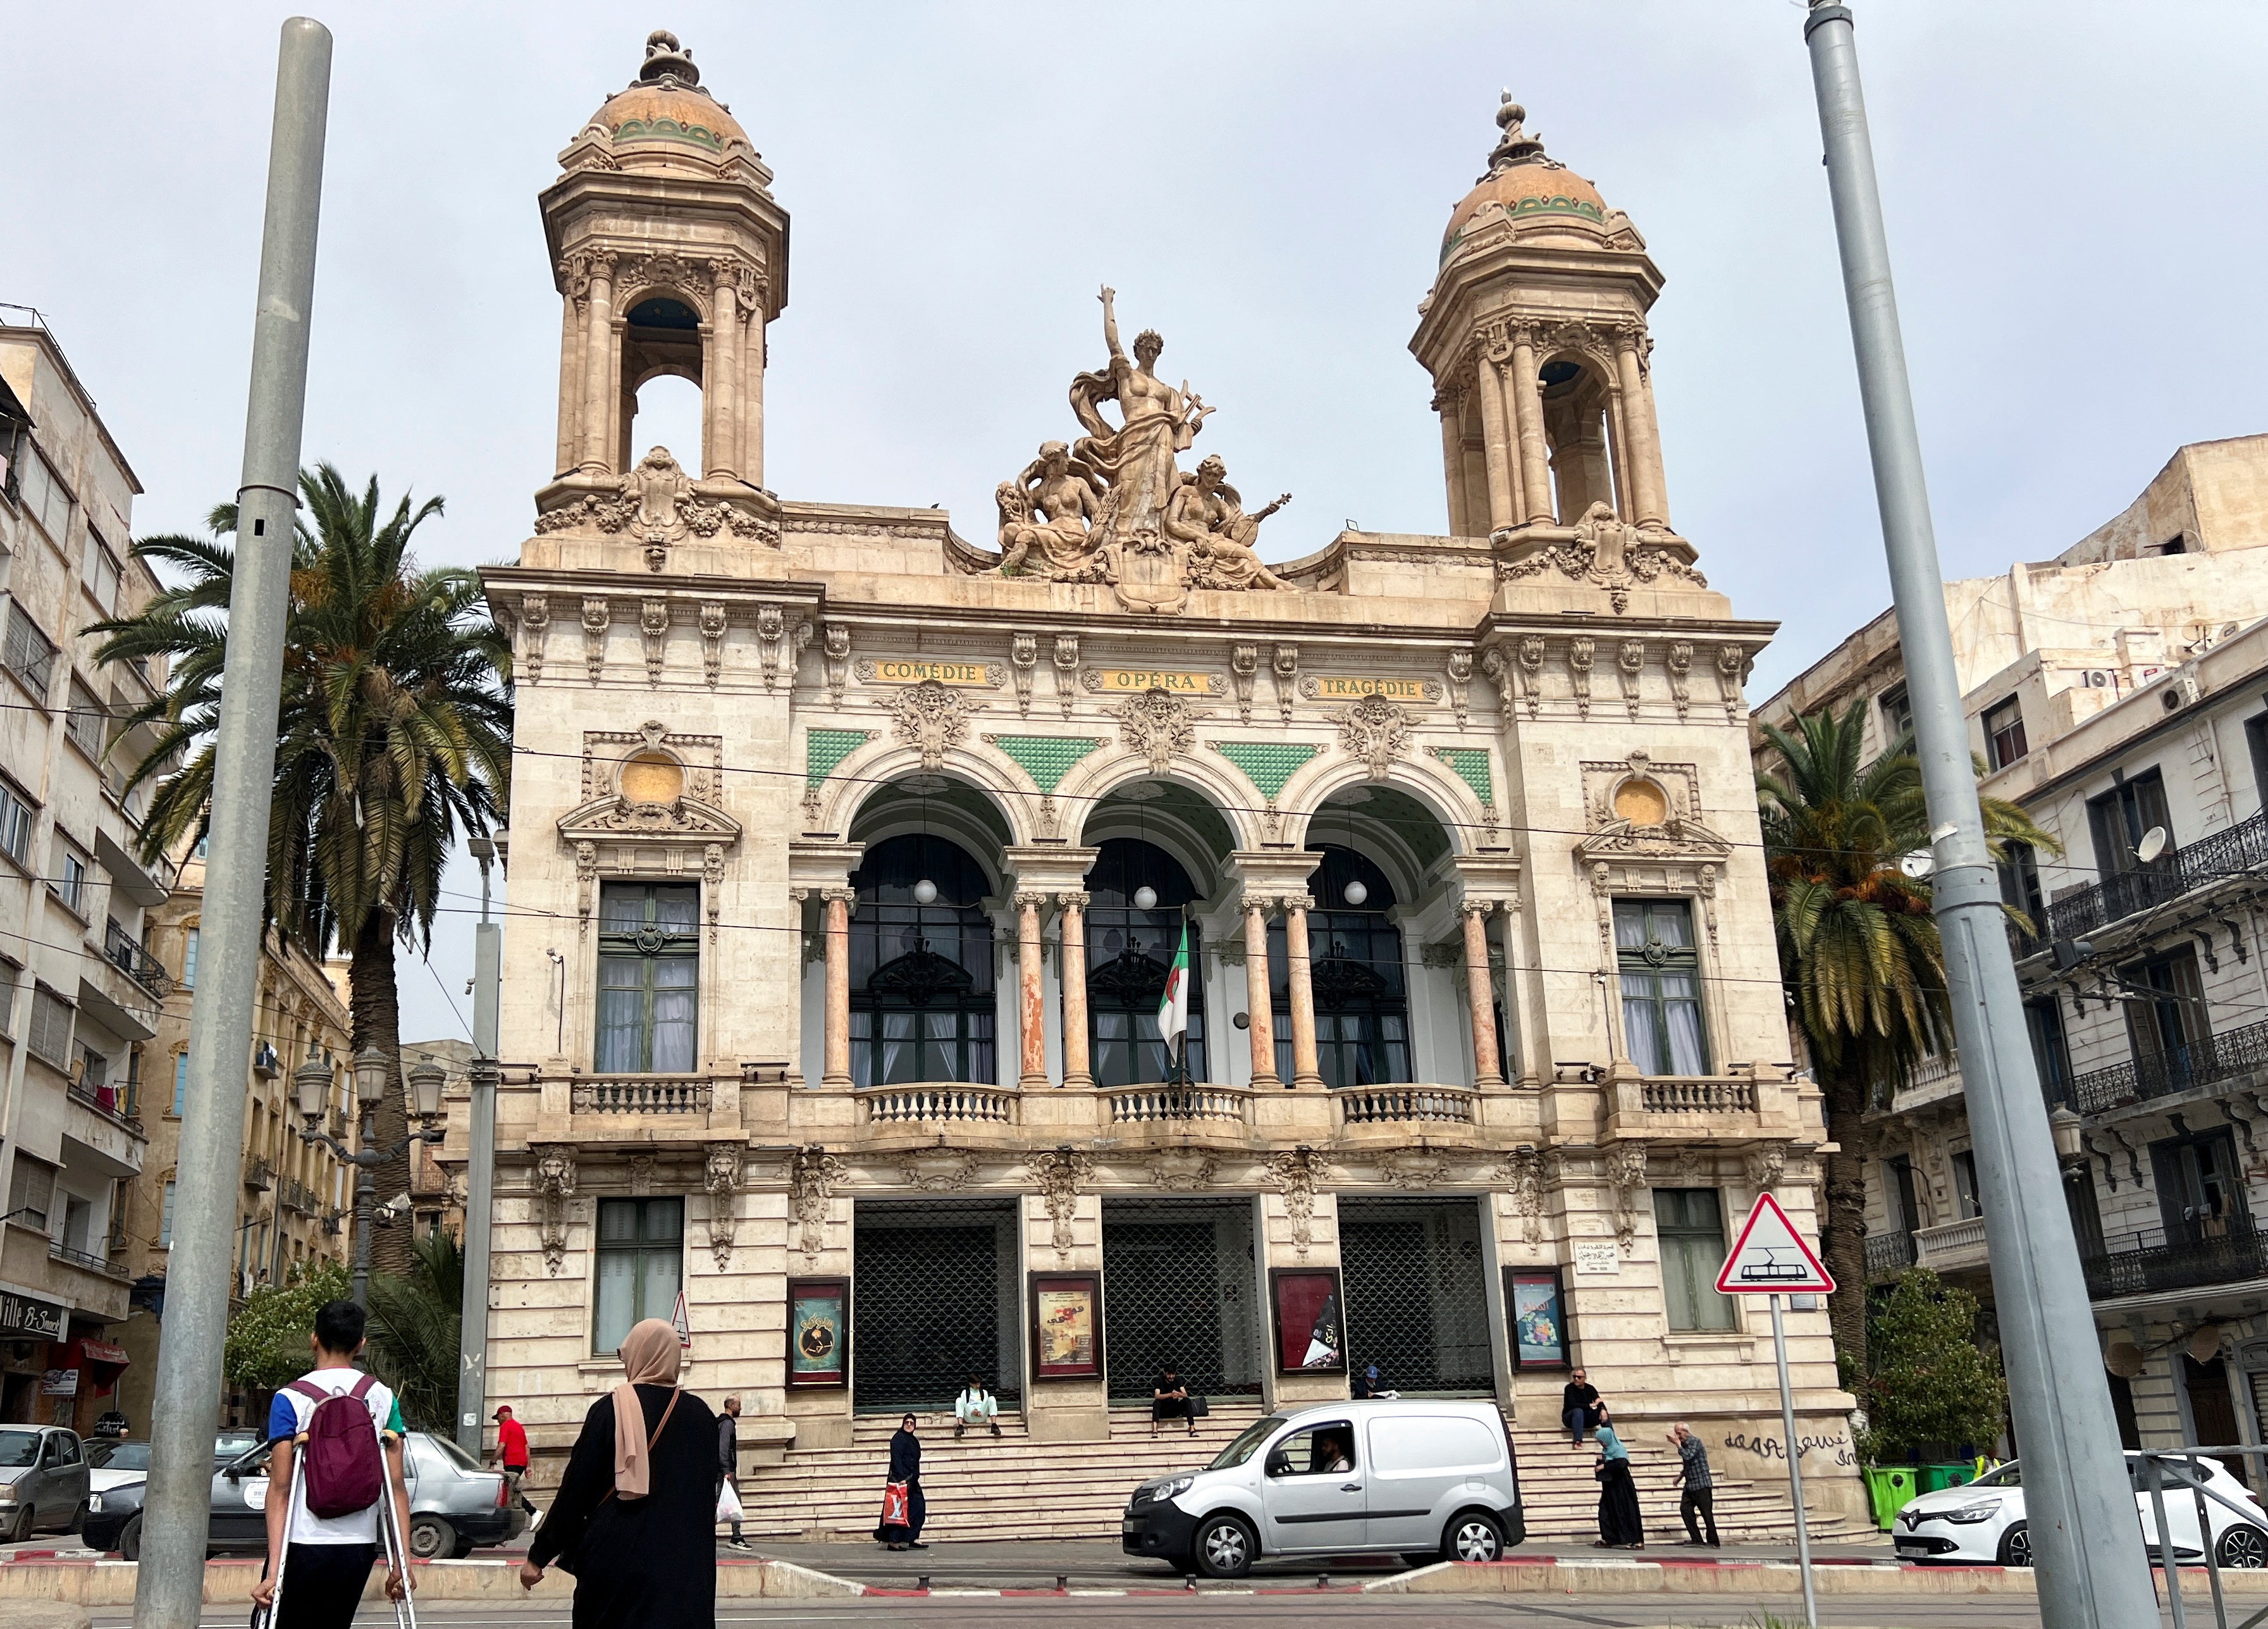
[374,1454,419,1629]
[250,1444,307,1629]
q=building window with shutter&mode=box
[3,605,58,703]
[1983,698,2028,771]
[81,535,121,614]
[595,882,698,1073]
[181,927,199,989]
[64,681,106,762]
[54,841,89,915]
[1614,899,1709,1075]
[1656,1187,1736,1332]
[171,1050,189,1116]
[0,778,35,867]
[28,984,75,1070]
[160,1179,176,1248]
[592,1197,682,1354]
[6,1153,56,1234]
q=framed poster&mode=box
[1507,1266,1570,1370]
[1029,1271,1104,1380]
[786,1277,849,1387]
[1268,1267,1347,1375]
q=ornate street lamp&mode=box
[295,1043,446,1308]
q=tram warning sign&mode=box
[1715,1192,1835,1295]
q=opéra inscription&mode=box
[989,287,1291,614]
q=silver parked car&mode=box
[0,1425,90,1542]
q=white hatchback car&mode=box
[1894,1454,2268,1568]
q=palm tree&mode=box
[1756,697,2054,1373]
[96,464,510,1275]
[367,1230,464,1432]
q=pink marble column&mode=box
[1461,901,1506,1089]
[1057,891,1090,1089]
[1016,893,1049,1087]
[822,888,854,1087]
[1243,896,1280,1089]
[1283,894,1323,1089]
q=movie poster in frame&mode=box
[1268,1267,1347,1375]
[786,1277,849,1386]
[1507,1266,1571,1370]
[1028,1270,1104,1380]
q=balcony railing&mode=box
[2067,1015,2268,1115]
[2083,1221,2268,1300]
[244,1155,274,1190]
[1101,1084,1247,1126]
[68,1079,145,1138]
[1336,1085,1477,1125]
[858,1084,1018,1125]
[1865,1230,1918,1281]
[50,1239,120,1277]
[570,1077,712,1114]
[1640,1078,1756,1115]
[1913,1215,1990,1270]
[278,1177,319,1215]
[103,919,169,996]
[2046,809,2268,943]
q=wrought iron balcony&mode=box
[2067,1015,2268,1116]
[102,919,169,996]
[67,1079,145,1137]
[2045,809,2268,943]
[244,1155,274,1190]
[2083,1221,2268,1300]
[1865,1230,1918,1281]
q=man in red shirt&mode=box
[491,1405,536,1516]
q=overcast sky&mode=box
[9,2,2265,1043]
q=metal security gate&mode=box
[852,1199,1020,1413]
[1338,1196,1495,1395]
[1101,1199,1262,1404]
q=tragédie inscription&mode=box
[1299,675,1442,702]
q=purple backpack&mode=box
[287,1374,385,1518]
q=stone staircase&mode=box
[735,1404,1875,1547]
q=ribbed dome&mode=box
[1439,97,1612,263]
[577,31,749,164]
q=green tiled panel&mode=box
[1213,741,1320,800]
[1431,746,1494,805]
[989,736,1100,794]
[806,728,875,791]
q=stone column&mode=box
[744,306,767,492]
[705,265,741,481]
[1473,356,1517,532]
[1057,891,1091,1089]
[1016,892,1049,1087]
[579,255,617,476]
[1282,894,1323,1089]
[1508,325,1554,525]
[555,295,584,477]
[1437,399,1471,538]
[821,888,854,1087]
[1242,896,1280,1089]
[1461,901,1506,1089]
[1613,330,1666,529]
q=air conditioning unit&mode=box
[2083,670,2114,689]
[2162,676,2203,712]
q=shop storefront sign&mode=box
[0,1288,66,1341]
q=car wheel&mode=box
[1193,1514,1254,1579]
[118,1514,142,1564]
[2218,1525,2268,1568]
[407,1514,455,1562]
[1997,1521,2032,1568]
[1442,1509,1505,1565]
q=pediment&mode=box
[558,793,743,845]
[1573,815,1733,865]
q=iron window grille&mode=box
[592,1196,682,1354]
[1269,846,1410,1087]
[1085,838,1205,1085]
[595,881,699,1073]
[1614,899,1708,1075]
[849,834,995,1086]
[1655,1188,1735,1332]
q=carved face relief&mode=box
[891,681,982,771]
[1331,695,1412,780]
[1113,688,1200,777]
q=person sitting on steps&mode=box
[954,1374,1002,1439]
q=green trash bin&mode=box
[1867,1466,1921,1529]
[1921,1462,1976,1494]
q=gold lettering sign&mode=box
[1084,669,1222,695]
[1305,675,1439,703]
[858,659,994,687]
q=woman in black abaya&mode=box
[1592,1420,1646,1549]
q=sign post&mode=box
[1716,1192,1836,1629]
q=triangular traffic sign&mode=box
[671,1287,693,1347]
[1716,1191,1836,1294]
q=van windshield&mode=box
[1209,1415,1288,1471]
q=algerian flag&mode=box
[1157,918,1191,1056]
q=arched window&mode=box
[1272,846,1410,1087]
[849,834,995,1086]
[1085,838,1206,1086]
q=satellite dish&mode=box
[2136,826,2169,865]
[1899,852,1934,879]
[2104,1341,2147,1380]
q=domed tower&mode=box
[537,30,789,523]
[1411,96,1673,542]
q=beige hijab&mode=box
[611,1318,682,1498]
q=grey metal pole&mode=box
[1799,7,2158,1625]
[1770,1295,1818,1629]
[352,1099,376,1309]
[456,840,501,1455]
[131,20,330,1629]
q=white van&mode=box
[1119,1399,1524,1578]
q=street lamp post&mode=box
[293,1044,445,1308]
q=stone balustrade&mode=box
[1913,1215,1990,1273]
[1639,1077,1756,1115]
[570,1076,713,1114]
[1336,1085,1478,1125]
[859,1083,1020,1125]
[1100,1083,1251,1127]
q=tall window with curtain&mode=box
[1615,898,1708,1075]
[849,833,996,1086]
[595,882,699,1072]
[1269,845,1410,1087]
[1085,838,1205,1086]
[1655,1188,1735,1331]
[592,1197,682,1354]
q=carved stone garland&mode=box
[1264,1147,1323,1260]
[891,681,986,772]
[1028,1148,1095,1258]
[1606,1144,1651,1252]
[705,1143,741,1268]
[1329,695,1412,779]
[788,1145,849,1262]
[1112,688,1203,777]
[534,1148,577,1275]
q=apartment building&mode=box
[0,317,169,1432]
[1754,432,2268,1468]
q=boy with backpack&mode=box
[249,1299,413,1626]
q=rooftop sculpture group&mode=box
[992,287,1292,613]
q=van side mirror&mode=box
[1264,1449,1291,1478]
